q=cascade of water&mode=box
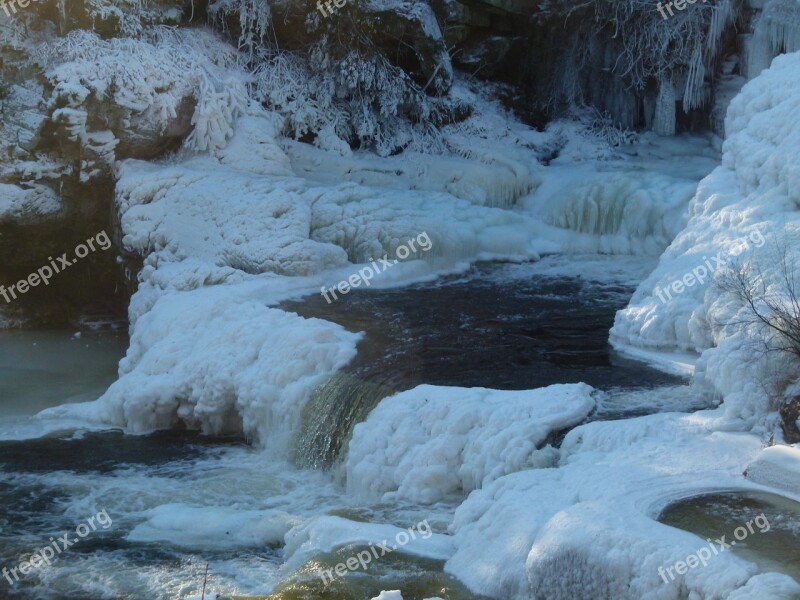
[294,372,396,470]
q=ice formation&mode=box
[345,384,595,504]
[744,444,800,496]
[128,504,300,549]
[745,0,800,78]
[612,50,800,385]
[0,182,61,221]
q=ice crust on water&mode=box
[127,504,300,549]
[443,413,800,599]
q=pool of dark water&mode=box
[282,260,684,392]
[659,490,800,584]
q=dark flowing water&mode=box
[283,259,695,468]
[283,260,683,393]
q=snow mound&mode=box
[744,444,800,496]
[40,287,361,452]
[281,515,455,576]
[117,156,344,279]
[0,183,60,222]
[307,184,541,265]
[345,384,595,504]
[445,412,798,599]
[371,592,403,600]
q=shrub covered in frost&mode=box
[252,46,463,156]
[33,27,248,173]
[209,0,462,155]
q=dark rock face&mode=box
[780,396,800,444]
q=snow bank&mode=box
[40,104,551,446]
[370,592,403,600]
[745,444,800,497]
[41,28,248,163]
[40,287,361,452]
[612,52,800,417]
[284,140,536,209]
[345,384,595,504]
[445,412,799,599]
[438,51,800,600]
[0,183,60,221]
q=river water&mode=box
[0,256,729,599]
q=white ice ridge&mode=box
[444,412,800,599]
[345,384,595,504]
[127,504,300,549]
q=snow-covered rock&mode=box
[612,52,800,425]
[744,444,800,496]
[444,412,799,599]
[345,383,595,504]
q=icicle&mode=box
[683,48,707,111]
[745,0,800,78]
[654,77,676,137]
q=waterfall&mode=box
[294,372,397,469]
